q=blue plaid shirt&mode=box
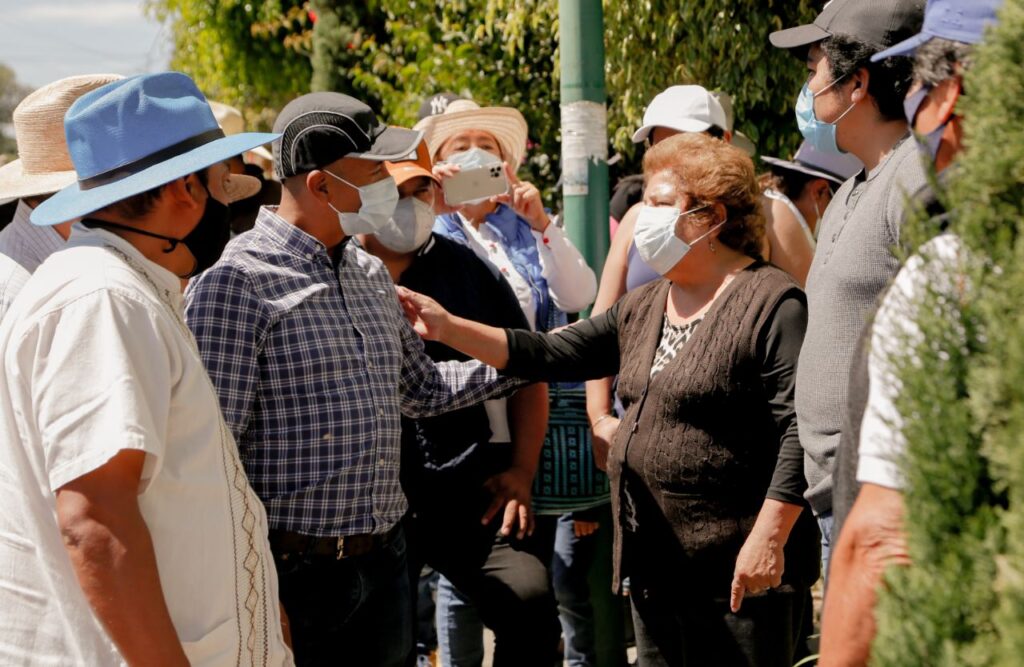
[184,207,518,537]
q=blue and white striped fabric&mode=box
[185,206,518,537]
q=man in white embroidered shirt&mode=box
[0,73,292,666]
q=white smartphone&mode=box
[442,163,509,206]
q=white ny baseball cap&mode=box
[631,85,728,144]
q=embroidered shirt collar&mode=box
[67,222,182,295]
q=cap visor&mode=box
[31,132,280,226]
[631,119,713,144]
[871,32,931,62]
[350,127,424,162]
[761,155,848,186]
[769,23,831,50]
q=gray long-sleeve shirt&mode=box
[796,135,929,514]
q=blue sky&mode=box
[0,0,173,88]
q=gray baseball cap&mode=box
[770,0,925,54]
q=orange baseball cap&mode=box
[385,140,439,187]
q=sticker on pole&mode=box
[561,101,608,197]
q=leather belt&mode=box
[269,524,398,560]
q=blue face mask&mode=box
[795,77,856,156]
[904,85,947,161]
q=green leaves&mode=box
[872,1,1024,664]
[150,1,817,191]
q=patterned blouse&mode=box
[650,315,704,378]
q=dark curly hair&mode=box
[822,34,916,122]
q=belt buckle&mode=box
[336,536,347,560]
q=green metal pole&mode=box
[559,0,610,295]
[560,6,625,667]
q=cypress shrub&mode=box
[873,0,1024,664]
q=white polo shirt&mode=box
[0,224,292,666]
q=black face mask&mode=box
[83,180,231,278]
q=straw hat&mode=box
[209,99,274,163]
[414,99,528,168]
[0,73,123,202]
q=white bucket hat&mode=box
[414,99,528,168]
[0,73,123,202]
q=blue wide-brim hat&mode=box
[32,71,279,226]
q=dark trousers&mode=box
[405,495,561,666]
[273,526,412,667]
[628,576,811,667]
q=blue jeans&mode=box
[817,511,835,584]
[273,526,412,667]
[436,575,485,666]
[552,512,599,667]
[416,568,439,658]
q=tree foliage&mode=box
[146,0,314,129]
[0,63,32,155]
[151,1,817,190]
[872,1,1024,664]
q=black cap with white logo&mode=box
[770,0,925,54]
[273,92,422,179]
[417,93,464,122]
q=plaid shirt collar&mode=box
[254,206,336,270]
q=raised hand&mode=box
[491,162,550,232]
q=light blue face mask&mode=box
[795,77,856,156]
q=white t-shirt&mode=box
[0,224,292,666]
[857,233,963,490]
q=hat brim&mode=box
[350,126,424,162]
[421,107,528,169]
[0,159,79,202]
[31,132,279,226]
[871,32,932,62]
[631,118,714,144]
[769,23,831,51]
[760,155,849,186]
[731,132,757,157]
[386,163,439,188]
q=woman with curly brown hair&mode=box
[398,132,820,666]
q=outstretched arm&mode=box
[398,286,621,382]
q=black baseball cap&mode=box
[273,92,422,179]
[417,93,464,122]
[770,0,925,54]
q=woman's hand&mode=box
[730,529,785,612]
[590,415,620,472]
[729,499,802,612]
[492,162,550,232]
[431,163,463,215]
[396,286,451,341]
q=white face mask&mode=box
[634,203,724,275]
[324,170,400,236]
[443,147,503,170]
[374,196,436,253]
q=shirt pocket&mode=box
[181,617,237,666]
